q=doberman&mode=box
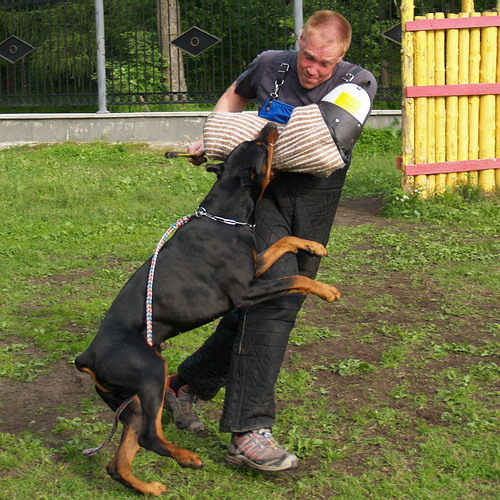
[75,123,341,496]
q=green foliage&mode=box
[341,126,402,199]
[329,358,375,376]
[355,126,402,156]
[382,186,500,247]
[105,30,165,94]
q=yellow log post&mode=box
[462,0,478,188]
[434,11,447,193]
[426,12,436,195]
[468,11,481,188]
[457,11,470,186]
[414,16,430,196]
[497,17,500,190]
[461,0,475,12]
[446,13,459,191]
[479,11,497,192]
[401,0,415,193]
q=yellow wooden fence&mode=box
[401,0,500,197]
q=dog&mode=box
[75,123,341,495]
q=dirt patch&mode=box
[334,196,385,225]
[0,360,92,436]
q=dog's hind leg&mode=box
[239,274,341,307]
[98,391,167,496]
[91,343,203,495]
[134,355,204,470]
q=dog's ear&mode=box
[206,163,225,178]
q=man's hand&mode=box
[187,137,206,165]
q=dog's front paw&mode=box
[145,481,167,496]
[323,285,341,302]
[176,451,204,470]
[304,242,327,257]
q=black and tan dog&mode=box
[75,123,341,495]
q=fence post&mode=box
[95,0,108,114]
[401,0,415,193]
[294,0,303,50]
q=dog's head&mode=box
[207,123,279,200]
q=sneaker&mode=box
[164,375,205,433]
[225,428,299,472]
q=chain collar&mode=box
[194,206,255,229]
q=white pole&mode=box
[294,0,303,50]
[95,0,108,113]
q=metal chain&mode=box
[195,207,255,229]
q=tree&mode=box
[157,0,187,98]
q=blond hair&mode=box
[302,10,352,56]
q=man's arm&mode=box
[213,81,250,112]
[187,82,250,158]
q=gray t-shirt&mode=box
[235,50,377,110]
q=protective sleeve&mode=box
[318,67,377,166]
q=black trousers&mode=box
[178,167,347,432]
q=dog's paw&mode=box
[323,285,341,302]
[176,452,204,470]
[145,481,167,496]
[304,242,327,257]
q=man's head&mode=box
[297,10,352,89]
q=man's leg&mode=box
[219,265,302,433]
[220,169,347,425]
[220,170,346,470]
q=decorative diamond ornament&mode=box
[171,26,220,57]
[382,23,402,45]
[0,35,35,63]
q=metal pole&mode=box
[293,0,303,50]
[95,0,108,113]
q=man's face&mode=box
[297,29,344,89]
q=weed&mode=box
[468,361,500,380]
[378,323,433,344]
[431,341,499,357]
[329,358,376,376]
[380,343,411,368]
[289,324,340,345]
[282,425,325,458]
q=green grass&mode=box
[0,131,499,499]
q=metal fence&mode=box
[0,0,497,110]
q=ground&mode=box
[0,196,497,481]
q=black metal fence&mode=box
[0,0,497,110]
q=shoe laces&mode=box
[242,428,279,451]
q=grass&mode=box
[0,129,499,499]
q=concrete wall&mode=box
[0,110,401,149]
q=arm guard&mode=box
[318,82,372,164]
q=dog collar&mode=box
[195,206,255,229]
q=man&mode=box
[165,10,377,472]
